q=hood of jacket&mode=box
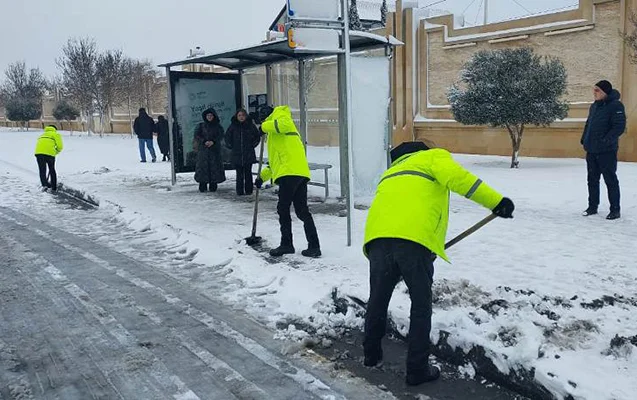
[264,106,292,123]
[43,126,58,135]
[201,108,220,123]
[601,89,621,104]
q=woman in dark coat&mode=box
[194,108,226,192]
[225,109,261,195]
[155,115,170,161]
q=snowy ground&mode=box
[1,128,636,400]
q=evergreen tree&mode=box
[52,100,80,134]
[349,0,363,31]
[5,97,41,130]
[448,47,569,168]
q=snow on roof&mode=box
[358,0,396,21]
[428,19,590,44]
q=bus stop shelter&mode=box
[159,31,402,246]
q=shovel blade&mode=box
[245,236,263,247]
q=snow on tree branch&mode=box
[447,47,569,168]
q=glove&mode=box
[255,177,263,189]
[492,197,515,219]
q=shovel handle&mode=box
[445,213,498,250]
[250,134,266,237]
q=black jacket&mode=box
[224,113,260,166]
[134,110,156,140]
[581,90,626,154]
[155,116,170,154]
[194,108,226,184]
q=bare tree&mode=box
[57,38,99,133]
[288,59,318,97]
[95,49,124,135]
[1,61,48,104]
[1,61,48,130]
[120,58,162,135]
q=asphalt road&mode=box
[0,181,527,400]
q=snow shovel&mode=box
[444,213,498,250]
[245,135,266,247]
[346,213,498,308]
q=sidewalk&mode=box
[2,128,636,399]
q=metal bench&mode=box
[249,158,333,199]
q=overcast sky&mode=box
[0,0,577,77]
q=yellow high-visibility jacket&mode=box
[364,148,503,262]
[34,126,64,157]
[259,106,310,183]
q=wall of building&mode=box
[387,0,637,162]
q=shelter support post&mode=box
[340,0,354,247]
[265,64,274,107]
[239,69,247,109]
[386,45,394,168]
[166,67,176,186]
[298,60,308,151]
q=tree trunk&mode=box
[506,124,524,168]
[127,97,133,138]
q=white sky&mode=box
[0,0,578,77]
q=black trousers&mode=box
[587,151,620,212]
[364,238,434,375]
[235,164,254,195]
[276,176,319,249]
[35,154,57,190]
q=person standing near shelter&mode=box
[225,109,260,196]
[194,107,226,193]
[362,141,515,386]
[133,108,157,163]
[254,105,321,258]
[581,80,626,220]
[155,115,170,162]
[34,125,64,192]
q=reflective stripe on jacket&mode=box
[34,126,64,157]
[364,148,503,262]
[259,106,310,183]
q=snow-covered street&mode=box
[0,175,397,400]
[1,128,636,400]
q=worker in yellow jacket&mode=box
[34,125,64,191]
[254,105,321,258]
[363,141,514,386]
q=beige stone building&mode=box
[388,0,637,161]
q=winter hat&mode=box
[595,80,613,96]
[390,141,430,163]
[257,105,274,123]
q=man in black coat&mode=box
[225,109,260,196]
[581,80,626,220]
[133,108,157,163]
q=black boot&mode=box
[582,208,598,216]
[162,155,167,162]
[209,183,218,192]
[301,248,321,258]
[406,365,441,386]
[199,183,207,193]
[606,211,621,220]
[269,245,295,257]
[363,347,383,367]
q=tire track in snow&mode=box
[0,206,361,400]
